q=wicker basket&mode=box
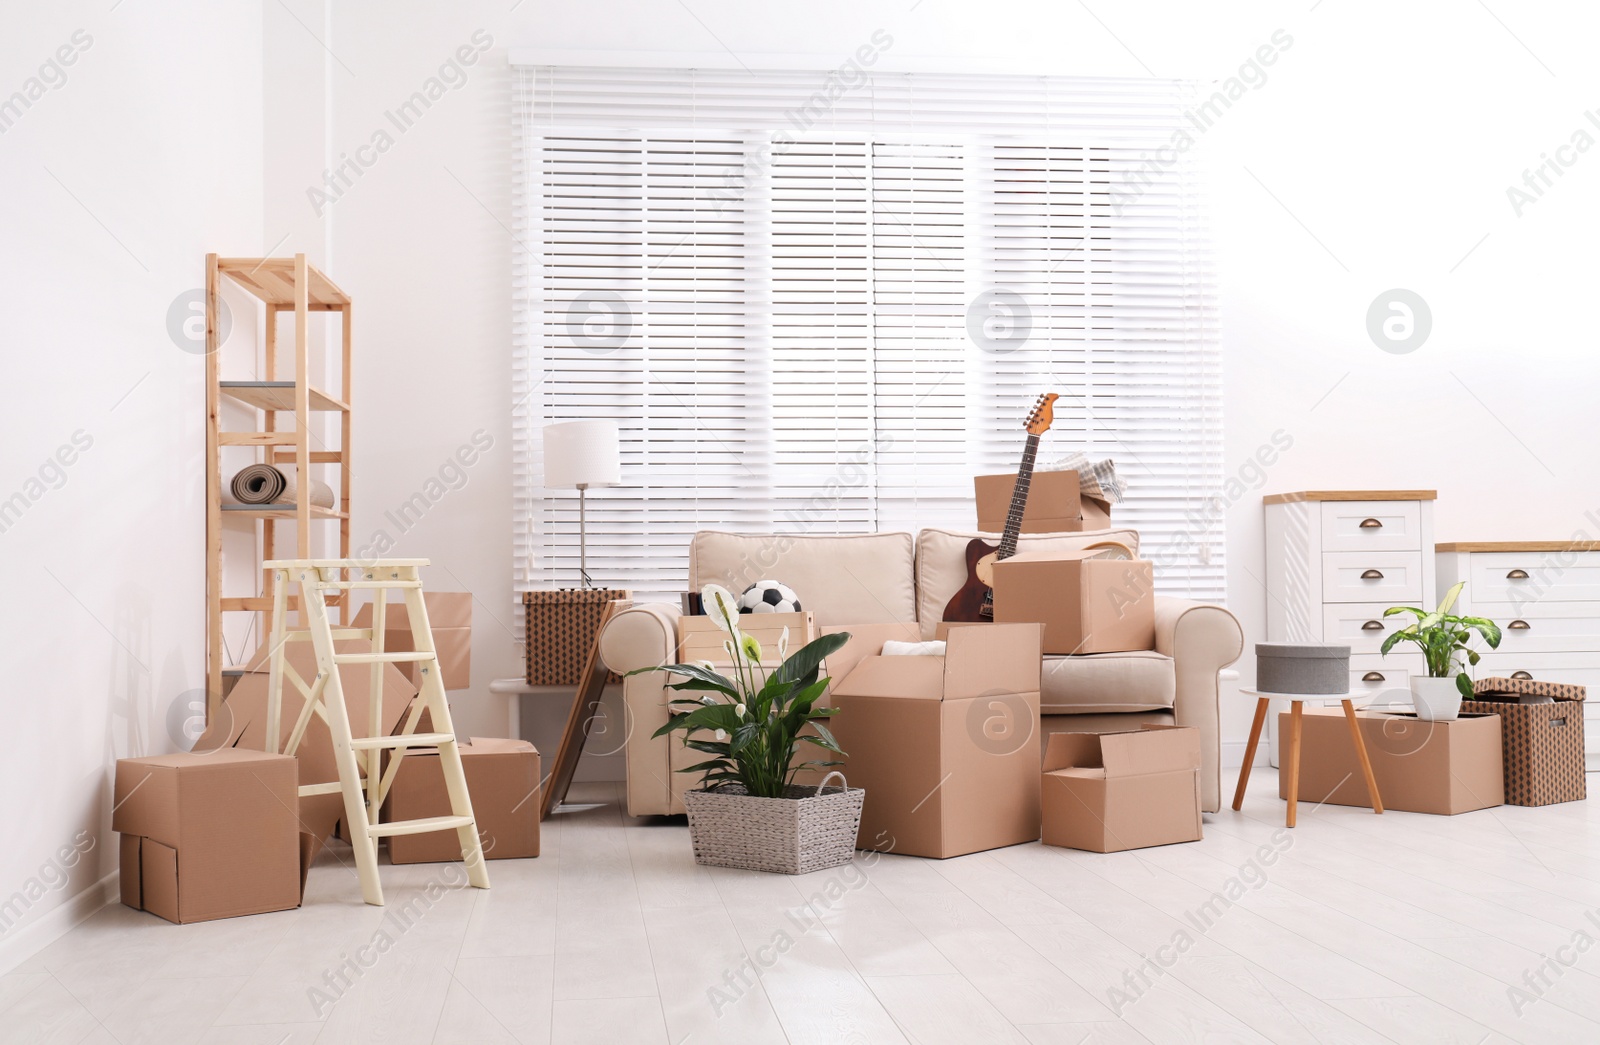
[681,772,864,875]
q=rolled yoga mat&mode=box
[226,464,335,508]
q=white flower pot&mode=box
[1411,676,1463,721]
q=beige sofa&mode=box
[597,528,1243,817]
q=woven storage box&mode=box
[523,589,628,686]
[681,774,864,875]
[1257,643,1350,694]
[1465,676,1587,807]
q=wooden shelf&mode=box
[221,381,349,413]
[1436,541,1600,553]
[1263,490,1438,505]
[217,257,350,307]
[221,504,348,520]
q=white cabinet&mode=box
[1438,542,1600,771]
[1263,491,1435,765]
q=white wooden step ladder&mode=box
[262,558,490,905]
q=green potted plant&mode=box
[1380,581,1501,721]
[630,583,863,874]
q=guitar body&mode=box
[943,538,1000,622]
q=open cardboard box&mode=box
[350,591,472,691]
[829,621,1043,858]
[992,549,1155,655]
[1041,725,1202,853]
[678,610,815,664]
[975,470,1111,533]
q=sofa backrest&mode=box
[688,531,918,627]
[913,526,1143,639]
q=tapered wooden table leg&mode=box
[1233,697,1271,811]
[1341,699,1383,814]
[1285,700,1304,828]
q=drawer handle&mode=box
[1359,518,1384,529]
[1360,569,1385,580]
[1361,620,1385,631]
[1512,670,1534,680]
[1362,671,1386,682]
[1508,619,1530,630]
[1506,569,1530,580]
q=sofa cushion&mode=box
[913,526,1143,637]
[688,531,917,628]
[1041,651,1175,714]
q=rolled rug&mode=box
[226,464,335,508]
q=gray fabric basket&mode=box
[681,772,864,875]
[1257,643,1350,694]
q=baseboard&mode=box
[0,870,118,977]
[1221,740,1271,772]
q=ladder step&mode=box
[311,580,424,590]
[365,815,476,838]
[349,732,454,751]
[334,651,434,664]
[298,781,345,796]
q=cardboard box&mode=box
[1280,708,1505,815]
[678,610,815,664]
[975,471,1112,533]
[1041,726,1202,853]
[385,738,541,863]
[829,623,1043,858]
[114,750,301,923]
[351,592,472,691]
[1465,677,1587,806]
[991,550,1155,655]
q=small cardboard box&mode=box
[1041,726,1202,853]
[829,623,1043,859]
[1280,708,1504,815]
[975,471,1112,533]
[991,550,1155,655]
[114,750,301,923]
[1465,676,1587,806]
[386,738,541,863]
[351,592,472,691]
[678,610,815,664]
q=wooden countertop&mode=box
[1263,490,1437,505]
[1436,541,1600,553]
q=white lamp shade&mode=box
[542,420,622,489]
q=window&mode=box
[512,64,1220,603]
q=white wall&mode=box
[0,0,263,967]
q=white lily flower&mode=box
[735,703,747,717]
[701,583,741,635]
[696,660,717,672]
[778,626,790,660]
[701,695,717,706]
[714,728,728,741]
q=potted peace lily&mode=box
[630,583,864,874]
[1381,581,1501,721]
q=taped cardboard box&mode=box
[1280,708,1504,815]
[114,750,300,923]
[975,470,1111,533]
[351,592,472,691]
[1466,676,1587,806]
[385,738,541,864]
[992,550,1155,655]
[1041,726,1202,853]
[829,622,1043,858]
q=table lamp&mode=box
[542,420,622,588]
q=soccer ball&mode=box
[737,580,802,614]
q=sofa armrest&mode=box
[597,603,683,675]
[1154,596,1244,814]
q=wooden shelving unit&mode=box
[205,254,352,717]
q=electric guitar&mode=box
[943,392,1059,623]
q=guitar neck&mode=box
[996,433,1041,560]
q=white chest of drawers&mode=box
[1438,541,1600,771]
[1262,491,1436,764]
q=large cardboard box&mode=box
[975,471,1111,533]
[1466,677,1587,806]
[678,610,815,664]
[1280,708,1504,815]
[114,750,301,923]
[1041,726,1203,853]
[386,738,541,864]
[991,550,1155,655]
[829,623,1043,858]
[351,592,472,691]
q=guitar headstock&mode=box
[1024,392,1059,436]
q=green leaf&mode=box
[667,678,740,697]
[729,722,760,758]
[1383,606,1426,618]
[800,734,845,754]
[679,758,734,774]
[772,632,851,687]
[808,719,842,752]
[656,663,740,690]
[1456,672,1475,699]
[1466,649,1480,666]
[684,738,731,755]
[1379,630,1414,656]
[1436,580,1466,616]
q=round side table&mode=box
[1233,689,1383,827]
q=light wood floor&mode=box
[6,770,1600,1044]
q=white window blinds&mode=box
[512,65,1221,603]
